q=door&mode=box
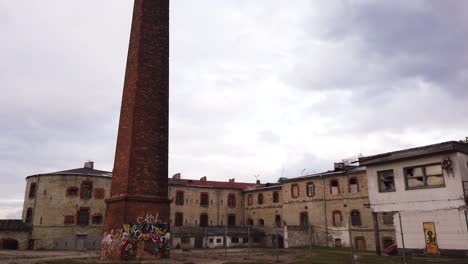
[2,238,19,250]
[423,222,438,255]
[354,237,366,250]
[194,237,204,249]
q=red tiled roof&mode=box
[169,178,261,190]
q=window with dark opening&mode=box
[257,193,264,205]
[200,214,208,227]
[92,214,103,225]
[273,192,279,203]
[275,215,282,227]
[175,213,184,226]
[291,184,299,198]
[404,164,444,189]
[258,219,264,226]
[330,180,339,195]
[66,187,79,197]
[200,193,209,207]
[335,239,342,247]
[378,170,396,192]
[349,178,359,193]
[306,182,315,197]
[228,214,236,226]
[300,212,308,227]
[175,191,184,205]
[382,237,394,249]
[227,194,236,208]
[80,181,93,199]
[25,208,33,224]
[350,210,361,226]
[28,183,37,198]
[247,194,253,205]
[231,237,239,243]
[77,208,90,226]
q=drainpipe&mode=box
[321,174,328,246]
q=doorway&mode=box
[1,238,19,250]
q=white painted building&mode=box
[360,141,468,257]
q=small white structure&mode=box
[360,141,468,257]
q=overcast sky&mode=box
[1,0,467,219]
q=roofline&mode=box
[359,141,468,166]
[280,168,366,183]
[26,173,112,180]
[169,182,256,190]
[243,185,282,192]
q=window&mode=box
[175,213,184,226]
[209,238,214,243]
[258,219,264,226]
[257,193,264,205]
[382,237,394,249]
[330,180,339,195]
[247,218,254,226]
[66,187,79,196]
[306,182,315,197]
[247,194,253,206]
[300,212,309,227]
[93,188,105,199]
[92,214,103,225]
[64,215,74,224]
[350,210,361,226]
[231,237,239,243]
[181,237,190,244]
[200,192,209,207]
[228,194,236,208]
[175,191,184,205]
[404,164,445,189]
[273,192,279,203]
[378,170,396,192]
[334,239,342,247]
[275,215,282,227]
[291,184,299,198]
[77,207,90,226]
[349,178,359,193]
[200,214,208,227]
[29,183,37,198]
[355,237,366,250]
[228,214,236,226]
[80,181,93,199]
[216,238,222,243]
[332,210,342,227]
[382,212,394,225]
[25,208,33,224]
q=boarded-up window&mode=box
[378,170,396,192]
[175,191,184,205]
[28,183,37,198]
[93,188,105,199]
[306,182,315,197]
[66,187,79,196]
[80,181,93,199]
[77,208,89,226]
[273,192,279,203]
[64,215,74,224]
[330,180,339,195]
[351,210,361,226]
[92,214,103,225]
[257,193,264,205]
[175,213,183,226]
[200,193,209,207]
[333,211,342,227]
[228,194,236,208]
[349,178,359,193]
[291,184,299,198]
[25,208,33,224]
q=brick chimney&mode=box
[200,176,207,181]
[229,178,235,183]
[84,161,94,170]
[334,162,345,171]
[172,173,181,180]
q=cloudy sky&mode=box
[1,0,467,218]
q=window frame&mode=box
[227,214,236,226]
[382,212,394,225]
[403,163,445,190]
[66,186,79,197]
[25,208,33,224]
[199,213,209,227]
[28,182,37,198]
[91,214,103,225]
[76,207,90,226]
[227,193,236,208]
[330,180,340,195]
[291,184,299,198]
[348,177,359,193]
[200,192,209,207]
[306,182,315,197]
[377,169,396,192]
[175,212,184,226]
[273,191,279,203]
[332,210,343,227]
[80,180,93,200]
[175,190,184,205]
[350,210,362,226]
[257,193,264,205]
[300,212,309,227]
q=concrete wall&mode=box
[23,175,110,250]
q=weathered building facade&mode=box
[360,141,468,257]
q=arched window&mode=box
[334,238,342,247]
[273,192,279,203]
[332,210,342,227]
[258,219,264,226]
[66,187,79,197]
[257,193,264,205]
[291,184,299,198]
[306,182,315,197]
[348,178,359,193]
[382,237,394,250]
[350,210,362,226]
[25,208,33,224]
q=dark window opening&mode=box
[175,213,184,226]
[25,208,33,224]
[66,187,79,197]
[273,192,279,203]
[77,208,90,226]
[28,183,37,198]
[349,178,359,193]
[382,212,394,225]
[200,214,208,227]
[64,215,74,224]
[300,212,308,227]
[231,237,239,243]
[382,237,394,249]
[334,238,342,247]
[92,214,103,225]
[181,237,190,244]
[378,170,396,192]
[200,193,209,207]
[258,219,264,226]
[216,238,222,243]
[175,191,184,205]
[228,194,236,208]
[275,215,282,227]
[247,218,254,226]
[80,181,93,199]
[257,193,264,205]
[330,180,339,195]
[351,210,361,226]
[228,214,236,226]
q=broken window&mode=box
[332,210,342,227]
[291,184,299,198]
[306,182,315,197]
[257,193,264,205]
[247,194,253,206]
[273,191,279,203]
[227,194,236,208]
[330,180,339,195]
[349,178,359,193]
[80,181,93,199]
[404,164,444,189]
[175,190,184,205]
[200,193,209,207]
[175,212,184,226]
[77,207,89,226]
[378,170,396,192]
[28,183,37,198]
[350,210,361,226]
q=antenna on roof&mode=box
[301,168,306,176]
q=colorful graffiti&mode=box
[101,215,170,260]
